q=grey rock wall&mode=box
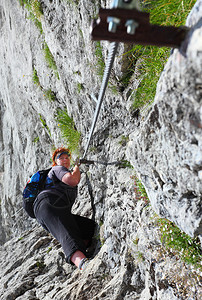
[0,0,201,299]
[127,1,202,238]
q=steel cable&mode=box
[83,41,119,158]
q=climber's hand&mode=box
[75,157,81,167]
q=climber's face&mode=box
[56,153,71,169]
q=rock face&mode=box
[0,0,201,299]
[127,2,202,238]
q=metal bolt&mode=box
[125,19,139,35]
[107,17,121,33]
[111,0,141,9]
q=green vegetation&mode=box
[32,68,41,87]
[94,41,105,77]
[43,43,59,79]
[119,135,129,146]
[43,89,56,102]
[158,218,202,270]
[56,109,81,154]
[145,0,196,26]
[136,251,145,262]
[131,174,149,203]
[133,237,139,245]
[132,174,201,270]
[35,260,46,270]
[120,160,133,169]
[18,0,29,6]
[120,0,196,109]
[19,1,59,78]
[19,0,43,33]
[109,83,119,95]
[19,0,43,18]
[32,69,56,102]
[30,0,43,19]
[28,12,43,34]
[132,45,169,109]
[43,43,57,71]
[46,247,52,254]
[77,83,84,93]
[39,114,51,136]
[33,136,39,143]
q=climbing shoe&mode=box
[78,258,89,271]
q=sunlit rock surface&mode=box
[0,0,201,299]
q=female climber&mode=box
[33,147,96,271]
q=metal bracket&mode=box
[92,8,189,48]
[108,0,141,34]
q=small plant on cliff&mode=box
[43,42,59,79]
[35,259,46,271]
[158,218,202,270]
[19,0,43,33]
[32,68,41,87]
[56,109,81,154]
[33,136,39,143]
[77,83,84,94]
[43,89,56,102]
[119,135,129,147]
[28,12,43,34]
[30,0,43,19]
[94,41,105,78]
[120,160,133,169]
[39,114,51,136]
[131,174,149,204]
[19,0,43,19]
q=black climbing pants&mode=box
[34,192,96,264]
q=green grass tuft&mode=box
[28,12,43,34]
[131,173,201,270]
[158,218,202,270]
[30,0,43,20]
[77,83,84,93]
[131,174,149,204]
[43,42,59,79]
[20,0,43,19]
[43,43,57,71]
[56,110,81,154]
[43,89,56,102]
[94,41,105,78]
[39,114,51,136]
[120,0,196,109]
[32,68,41,87]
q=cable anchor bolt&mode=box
[107,16,121,33]
[125,19,139,35]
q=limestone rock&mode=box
[127,0,202,238]
[0,0,201,299]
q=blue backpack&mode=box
[23,168,52,218]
